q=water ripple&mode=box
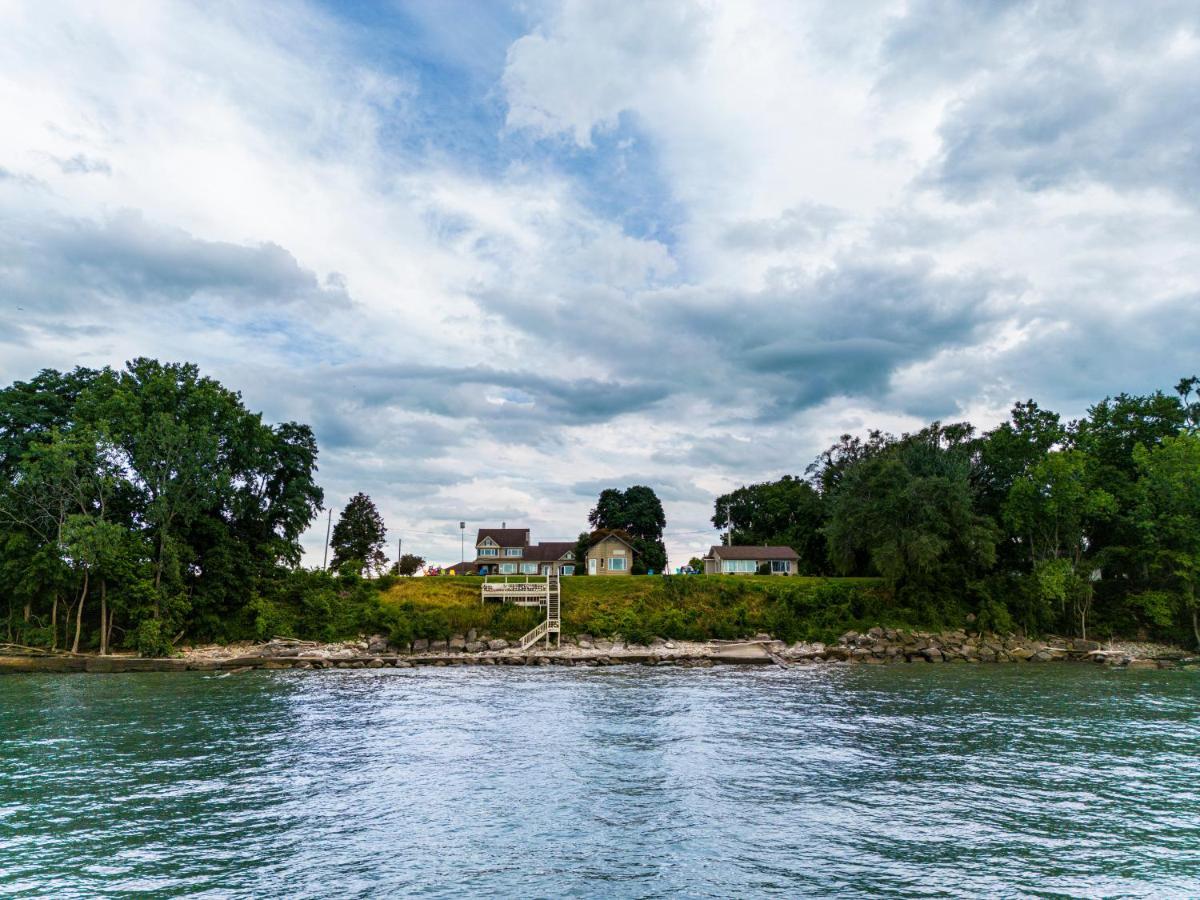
[1,665,1198,898]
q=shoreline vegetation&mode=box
[3,360,1200,659]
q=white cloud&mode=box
[2,0,1198,568]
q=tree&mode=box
[1133,434,1200,648]
[0,359,324,653]
[712,475,827,574]
[392,553,425,577]
[572,532,592,575]
[824,423,997,615]
[588,485,667,573]
[330,493,388,577]
[1002,450,1115,638]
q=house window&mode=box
[609,557,627,571]
[561,565,574,575]
[504,548,522,557]
[770,560,789,573]
[499,563,517,574]
[722,560,755,573]
[520,563,538,574]
[611,548,625,555]
[478,548,498,557]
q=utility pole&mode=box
[460,521,466,563]
[322,507,332,570]
[397,537,402,573]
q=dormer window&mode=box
[478,548,498,557]
[504,548,523,557]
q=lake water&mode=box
[1,665,1198,898]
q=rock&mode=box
[366,634,390,654]
[1009,646,1034,661]
[412,638,429,652]
[577,633,593,644]
[1072,639,1102,652]
[487,639,508,651]
[428,639,448,652]
[921,647,943,662]
[578,641,593,650]
[665,641,676,649]
[1127,658,1158,670]
[261,660,291,670]
[867,626,884,639]
[465,641,484,653]
[467,629,477,642]
[366,658,384,668]
[449,636,466,650]
[594,639,613,651]
[839,631,859,645]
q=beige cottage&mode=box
[585,533,637,576]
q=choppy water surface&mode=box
[1,665,1198,898]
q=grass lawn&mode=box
[378,575,891,644]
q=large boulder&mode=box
[411,638,429,652]
[921,647,943,662]
[366,634,390,654]
[487,639,509,651]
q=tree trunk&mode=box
[100,580,108,656]
[72,569,89,654]
[23,602,30,622]
[51,596,58,651]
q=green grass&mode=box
[377,575,896,644]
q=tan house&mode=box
[467,527,577,576]
[585,532,637,576]
[703,545,799,575]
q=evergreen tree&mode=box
[330,493,388,577]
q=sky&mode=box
[2,1,1198,568]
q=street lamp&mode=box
[459,521,466,564]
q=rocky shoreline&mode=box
[1,628,1196,674]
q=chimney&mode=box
[502,521,506,529]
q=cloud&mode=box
[1,210,351,313]
[2,0,1199,567]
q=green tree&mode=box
[712,475,827,574]
[330,493,388,577]
[587,485,667,573]
[1002,450,1115,638]
[572,532,592,575]
[1133,434,1200,648]
[825,423,996,616]
[392,553,425,576]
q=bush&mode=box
[131,618,173,657]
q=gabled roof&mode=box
[476,528,530,547]
[588,531,638,554]
[524,542,576,561]
[706,545,799,561]
[447,561,479,574]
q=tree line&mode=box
[712,379,1200,647]
[0,361,325,655]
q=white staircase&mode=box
[517,571,561,650]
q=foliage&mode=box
[391,553,425,577]
[0,360,323,655]
[712,475,828,573]
[587,485,668,572]
[330,493,388,577]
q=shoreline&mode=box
[2,629,1195,674]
